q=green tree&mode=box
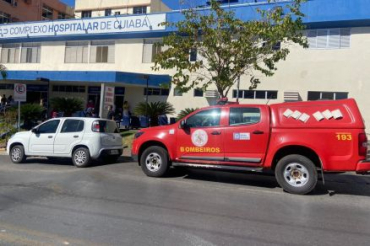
[134,101,175,126]
[154,0,307,97]
[0,64,6,79]
[177,108,199,121]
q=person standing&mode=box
[1,94,6,106]
[107,105,115,120]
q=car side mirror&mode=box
[31,128,38,134]
[179,120,189,130]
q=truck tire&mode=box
[10,145,26,164]
[140,146,169,177]
[72,147,91,168]
[275,154,318,195]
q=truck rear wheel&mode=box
[275,154,318,195]
[140,146,169,177]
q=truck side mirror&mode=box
[179,120,188,130]
[31,128,38,134]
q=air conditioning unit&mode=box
[284,91,300,102]
[205,90,219,98]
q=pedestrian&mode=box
[1,94,6,106]
[107,105,115,120]
[7,95,14,106]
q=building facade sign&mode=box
[0,14,166,39]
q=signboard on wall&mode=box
[104,86,115,107]
[0,14,166,40]
[14,83,27,102]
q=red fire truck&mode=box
[132,99,369,194]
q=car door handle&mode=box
[211,131,221,135]
[253,130,264,135]
[73,135,79,138]
[48,136,53,139]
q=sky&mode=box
[60,0,182,9]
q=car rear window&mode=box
[92,120,119,133]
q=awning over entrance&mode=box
[5,70,171,87]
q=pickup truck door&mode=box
[54,119,84,155]
[223,106,270,165]
[176,108,224,162]
[29,120,61,155]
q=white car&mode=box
[7,117,123,167]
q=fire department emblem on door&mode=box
[191,129,208,147]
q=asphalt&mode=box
[0,155,370,245]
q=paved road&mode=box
[0,155,370,246]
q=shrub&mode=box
[50,97,84,117]
[20,104,44,129]
[134,101,175,126]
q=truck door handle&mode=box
[48,136,53,139]
[211,131,221,135]
[73,135,79,138]
[253,130,264,135]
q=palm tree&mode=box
[177,108,199,121]
[134,101,175,126]
[0,64,6,79]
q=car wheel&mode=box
[10,145,26,164]
[140,146,169,177]
[275,154,318,195]
[72,147,91,168]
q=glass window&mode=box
[38,120,60,134]
[105,9,112,16]
[194,89,204,97]
[81,11,92,18]
[20,43,41,63]
[321,92,334,100]
[1,43,20,63]
[186,108,221,128]
[244,91,254,99]
[190,48,197,62]
[61,120,84,133]
[133,6,147,14]
[0,11,11,24]
[267,91,278,99]
[65,41,89,63]
[58,13,66,19]
[142,39,162,63]
[336,92,348,100]
[307,91,321,101]
[307,91,348,101]
[93,120,119,133]
[255,91,266,99]
[90,40,115,63]
[229,108,261,126]
[42,5,53,20]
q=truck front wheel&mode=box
[140,146,169,177]
[275,154,318,195]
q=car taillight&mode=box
[358,133,368,157]
[92,122,100,132]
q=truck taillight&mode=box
[92,122,100,132]
[358,133,368,157]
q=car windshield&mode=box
[96,120,119,133]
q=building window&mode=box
[0,11,11,24]
[81,11,92,18]
[174,88,183,96]
[190,48,197,62]
[90,40,115,63]
[105,9,112,16]
[20,43,41,63]
[52,85,86,93]
[58,13,66,19]
[42,5,53,20]
[0,84,14,90]
[307,28,351,49]
[114,11,121,16]
[1,43,20,63]
[65,41,89,63]
[232,90,278,100]
[144,88,169,96]
[194,89,204,97]
[133,6,147,14]
[142,39,162,63]
[307,91,348,101]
